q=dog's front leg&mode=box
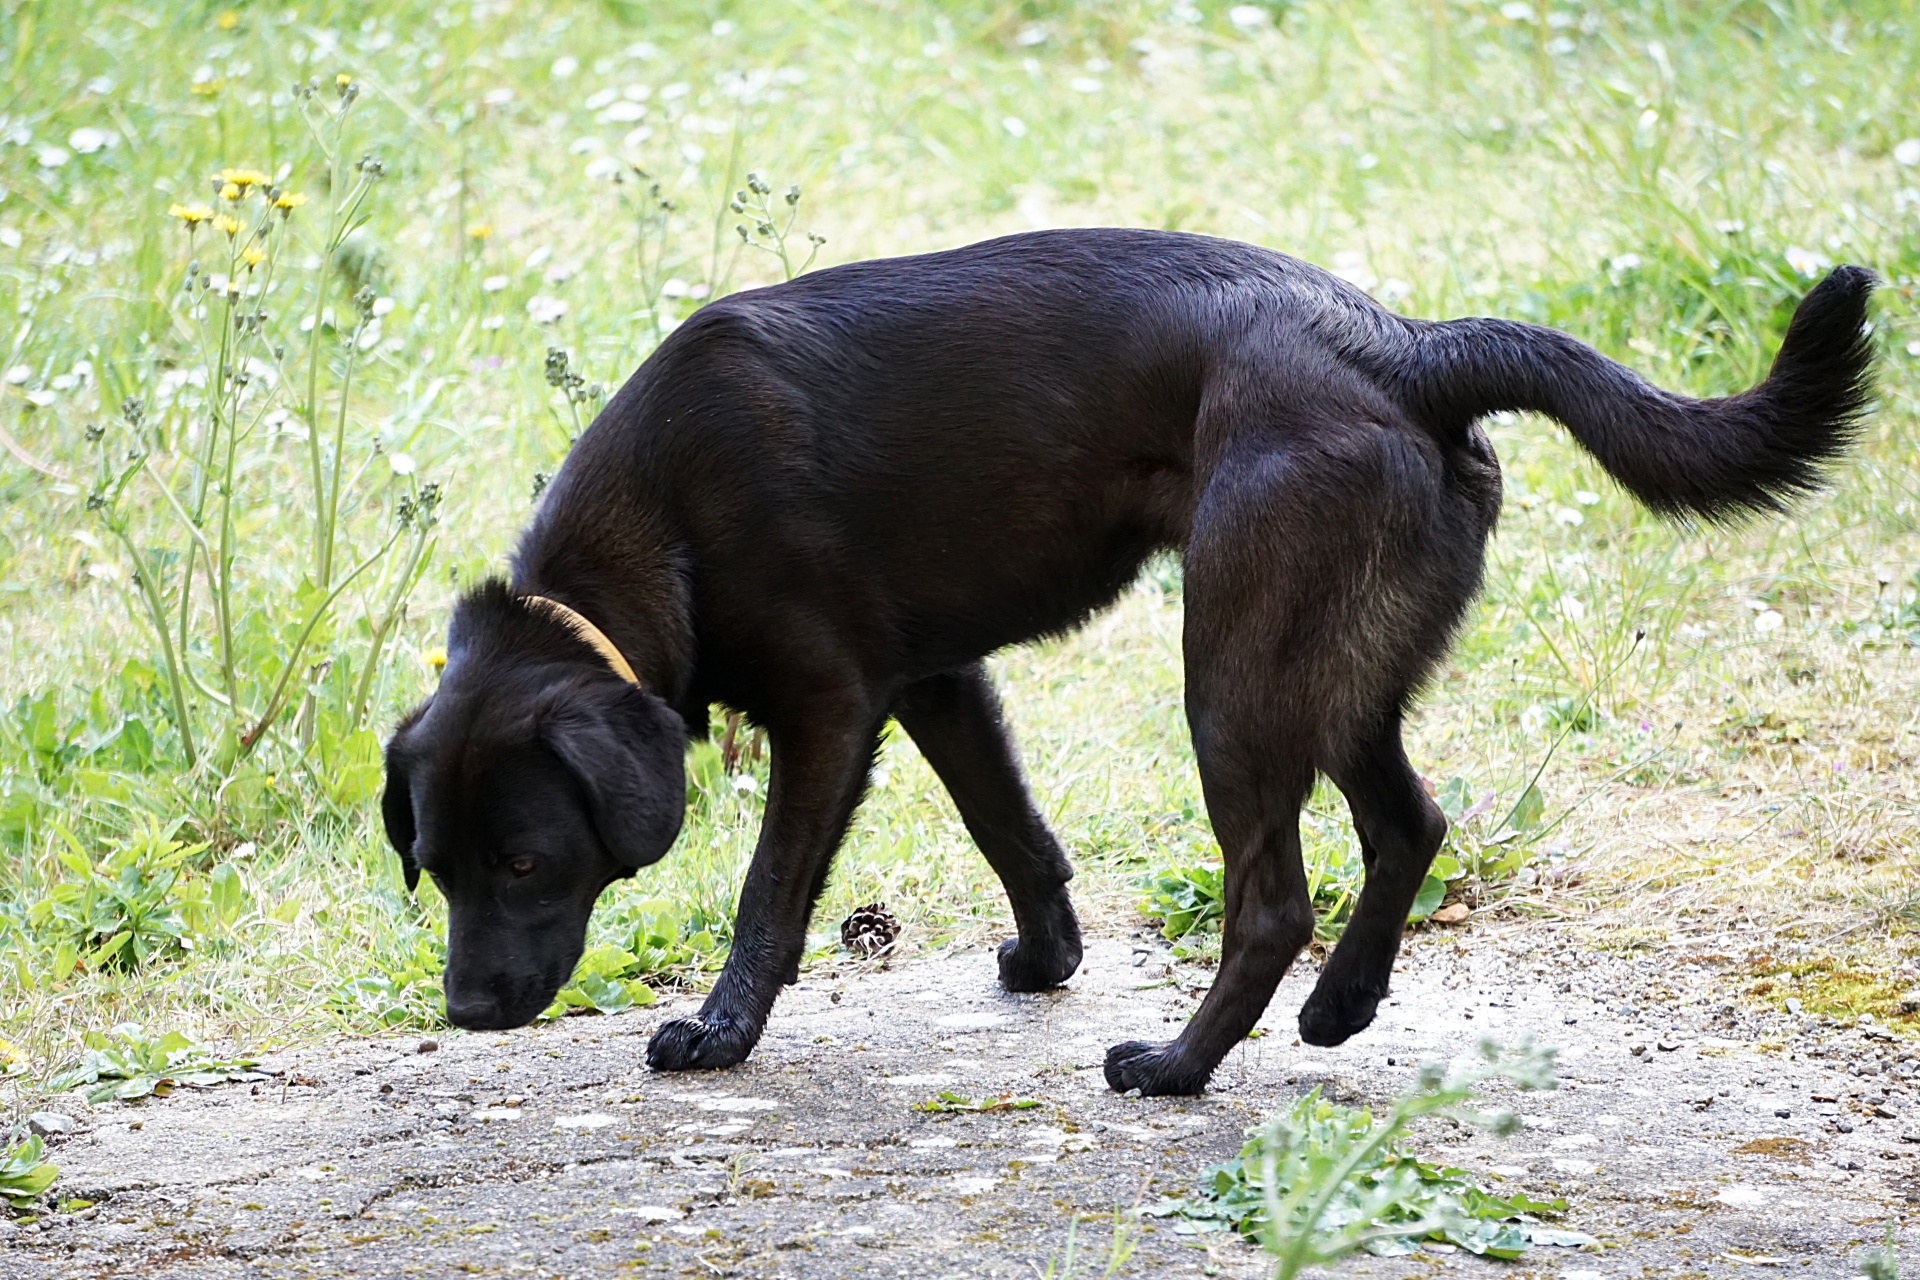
[647,703,883,1073]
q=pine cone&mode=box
[839,902,900,958]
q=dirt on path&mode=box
[6,929,1917,1279]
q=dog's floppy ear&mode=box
[381,700,430,893]
[543,685,688,869]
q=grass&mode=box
[1,0,1918,1114]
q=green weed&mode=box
[48,1023,261,1104]
[23,821,244,978]
[1862,1222,1902,1280]
[1144,1040,1594,1275]
[332,931,446,1029]
[0,1134,58,1214]
[913,1091,1042,1113]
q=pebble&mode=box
[417,1039,439,1054]
[28,1112,75,1137]
[1774,1108,1792,1119]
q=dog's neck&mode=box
[509,481,694,704]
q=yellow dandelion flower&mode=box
[466,222,493,241]
[0,1037,22,1065]
[273,190,307,210]
[214,214,243,237]
[219,181,242,201]
[424,647,448,671]
[215,8,238,29]
[241,244,265,268]
[168,202,213,225]
[336,73,353,88]
[217,167,270,191]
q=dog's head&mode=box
[381,583,687,1030]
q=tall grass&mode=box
[1,0,1916,1086]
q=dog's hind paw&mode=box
[1102,1040,1210,1096]
[1297,987,1382,1048]
[996,933,1082,993]
[646,1014,756,1072]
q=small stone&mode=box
[1429,903,1470,926]
[27,1112,74,1138]
[1563,1016,1578,1025]
[1874,1104,1899,1120]
[1691,1095,1714,1111]
[1785,997,1803,1016]
[1901,1130,1920,1143]
[1897,991,1920,1015]
[417,1039,440,1054]
[503,1095,526,1107]
[1657,1040,1680,1052]
[1833,1120,1854,1133]
[379,1083,394,1094]
[1774,1108,1792,1119]
[127,1120,143,1131]
[1630,1044,1648,1057]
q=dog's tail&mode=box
[1377,265,1875,521]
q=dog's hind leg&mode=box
[894,663,1083,991]
[1104,447,1336,1095]
[1104,695,1317,1096]
[1297,713,1446,1046]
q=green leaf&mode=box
[1505,784,1545,834]
[1408,874,1447,921]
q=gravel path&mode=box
[7,928,1916,1278]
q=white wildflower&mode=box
[1784,246,1828,278]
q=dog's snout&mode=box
[444,965,553,1031]
[443,986,505,1030]
[444,970,520,1030]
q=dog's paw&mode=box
[996,932,1083,993]
[1102,1040,1209,1096]
[646,1014,757,1072]
[1297,986,1383,1048]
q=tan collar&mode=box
[520,595,641,687]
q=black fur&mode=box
[382,229,1873,1092]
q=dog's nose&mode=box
[444,976,516,1030]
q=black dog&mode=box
[382,230,1872,1095]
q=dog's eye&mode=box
[507,857,536,878]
